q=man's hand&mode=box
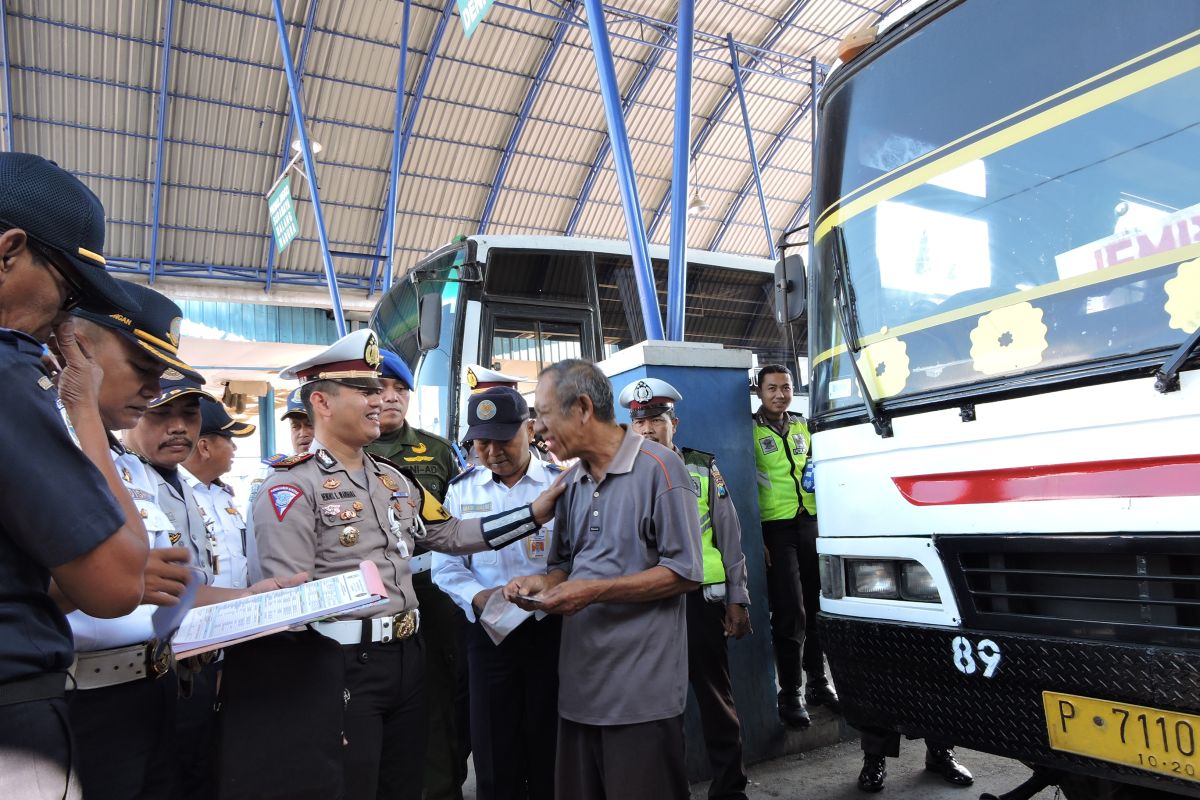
[723,603,751,639]
[530,475,568,525]
[142,546,193,607]
[472,587,498,615]
[503,574,551,610]
[248,572,309,595]
[535,578,607,616]
[50,318,103,412]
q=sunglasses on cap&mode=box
[27,237,84,312]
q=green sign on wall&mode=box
[268,175,299,253]
[457,0,496,39]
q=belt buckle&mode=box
[393,611,416,642]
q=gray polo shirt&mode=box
[550,425,703,726]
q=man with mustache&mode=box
[282,386,314,454]
[66,281,200,799]
[0,152,149,800]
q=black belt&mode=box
[0,672,66,706]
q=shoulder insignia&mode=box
[268,484,303,521]
[271,453,315,470]
[315,449,337,469]
[711,462,728,495]
[263,453,291,466]
[448,466,477,486]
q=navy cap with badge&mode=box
[464,386,529,442]
[280,386,308,421]
[148,373,216,409]
[0,152,135,314]
[199,396,256,438]
[379,348,413,390]
[617,378,683,420]
[281,328,382,391]
[74,279,204,383]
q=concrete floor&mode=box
[461,738,1061,799]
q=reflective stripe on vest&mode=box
[753,416,815,521]
[683,450,725,586]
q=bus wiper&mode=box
[1154,325,1200,393]
[830,225,893,438]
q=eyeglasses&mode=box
[27,239,83,312]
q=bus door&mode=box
[481,303,597,397]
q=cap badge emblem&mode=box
[633,381,653,403]
[168,317,182,347]
[466,368,478,389]
[477,399,497,421]
[364,334,381,368]
[162,368,184,380]
[339,526,359,547]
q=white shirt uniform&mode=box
[182,468,249,589]
[67,448,175,651]
[432,456,560,622]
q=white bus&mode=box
[370,235,789,442]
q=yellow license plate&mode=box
[1043,692,1200,784]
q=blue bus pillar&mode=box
[603,341,834,775]
[258,385,276,457]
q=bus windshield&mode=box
[809,0,1200,418]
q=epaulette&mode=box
[448,465,477,486]
[269,452,315,470]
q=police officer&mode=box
[232,329,563,800]
[752,364,832,728]
[621,378,752,800]
[0,152,149,799]
[182,398,256,590]
[281,385,314,454]
[432,387,563,800]
[367,348,469,800]
[68,281,202,799]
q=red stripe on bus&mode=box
[892,454,1200,505]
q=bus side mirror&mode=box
[774,252,807,325]
[417,293,442,352]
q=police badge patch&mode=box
[268,485,303,521]
[759,436,778,454]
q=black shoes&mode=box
[925,746,974,786]
[778,690,811,728]
[805,682,840,711]
[857,754,887,792]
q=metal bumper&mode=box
[820,613,1200,797]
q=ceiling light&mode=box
[291,139,323,155]
[687,186,709,217]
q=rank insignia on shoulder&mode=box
[268,485,303,521]
[419,485,451,523]
[271,453,315,469]
[316,449,336,469]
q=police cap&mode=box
[618,378,682,420]
[281,329,381,390]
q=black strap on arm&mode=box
[480,505,538,549]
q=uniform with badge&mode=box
[65,283,207,799]
[221,330,546,800]
[432,388,562,800]
[620,379,752,800]
[367,348,469,800]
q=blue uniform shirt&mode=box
[0,328,125,682]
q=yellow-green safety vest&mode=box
[682,448,726,586]
[753,412,815,521]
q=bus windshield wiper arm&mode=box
[830,226,893,438]
[1154,325,1200,393]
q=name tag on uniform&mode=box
[525,529,548,560]
[461,502,492,513]
[759,436,778,454]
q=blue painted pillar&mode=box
[381,0,411,294]
[271,0,347,337]
[728,33,776,260]
[0,1,14,152]
[259,385,276,457]
[148,0,178,283]
[665,0,694,342]
[582,0,664,341]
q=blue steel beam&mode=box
[148,0,177,284]
[646,0,817,240]
[664,0,693,341]
[724,31,774,259]
[264,0,318,293]
[563,19,675,235]
[271,0,346,336]
[582,0,663,341]
[477,1,575,235]
[373,0,410,298]
[0,1,13,151]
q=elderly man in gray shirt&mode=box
[505,359,703,800]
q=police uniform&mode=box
[369,348,468,800]
[246,388,309,584]
[223,330,544,800]
[752,405,829,724]
[432,388,562,800]
[620,379,752,800]
[65,280,209,799]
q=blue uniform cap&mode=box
[280,386,308,421]
[379,349,413,390]
[148,374,216,408]
[199,396,256,438]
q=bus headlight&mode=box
[849,560,899,599]
[899,561,940,603]
[844,559,941,603]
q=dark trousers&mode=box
[555,716,689,800]
[762,514,826,693]
[686,591,748,800]
[467,616,561,800]
[413,572,469,800]
[343,634,427,800]
[173,661,218,800]
[69,674,176,800]
[0,696,78,800]
[861,727,951,758]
